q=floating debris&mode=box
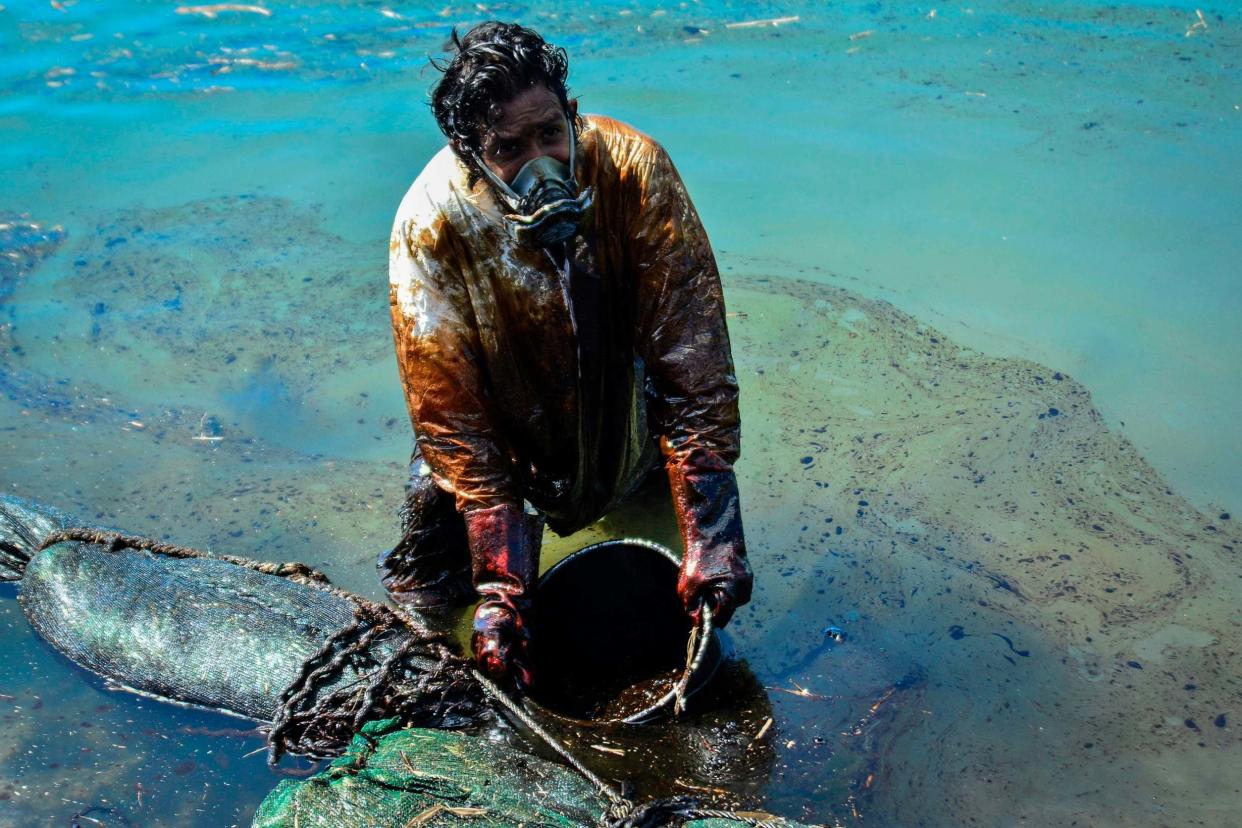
[406,804,489,826]
[0,216,65,302]
[749,715,774,749]
[725,16,800,30]
[207,55,297,72]
[590,744,625,756]
[192,412,224,442]
[1185,9,1208,38]
[768,681,830,701]
[175,4,272,18]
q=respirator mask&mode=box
[476,118,593,249]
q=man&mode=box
[380,22,751,686]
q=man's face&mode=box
[478,84,575,185]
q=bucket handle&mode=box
[671,602,713,716]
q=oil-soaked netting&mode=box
[0,494,487,763]
[251,718,802,828]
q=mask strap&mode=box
[566,113,579,184]
[475,156,521,209]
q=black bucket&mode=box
[526,539,721,725]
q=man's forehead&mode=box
[488,114,563,141]
[485,88,564,138]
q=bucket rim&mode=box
[544,536,681,579]
[529,537,716,725]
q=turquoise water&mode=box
[2,1,1240,826]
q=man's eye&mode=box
[542,125,562,140]
[494,143,518,158]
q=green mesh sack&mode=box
[252,719,812,828]
[252,718,610,827]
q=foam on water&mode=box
[1,1,1239,825]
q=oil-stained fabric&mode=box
[377,447,473,606]
[389,115,741,541]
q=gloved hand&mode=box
[465,503,541,687]
[667,448,753,628]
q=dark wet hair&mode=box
[430,22,577,169]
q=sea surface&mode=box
[1,1,1239,826]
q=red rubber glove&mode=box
[667,447,752,628]
[465,504,540,687]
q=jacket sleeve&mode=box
[389,212,518,514]
[629,140,752,615]
[630,141,741,465]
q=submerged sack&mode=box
[0,494,487,760]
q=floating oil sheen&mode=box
[1,1,1239,826]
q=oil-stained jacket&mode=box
[389,115,742,557]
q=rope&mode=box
[467,665,625,805]
[599,797,786,828]
[672,807,785,828]
[38,528,333,586]
[671,606,712,718]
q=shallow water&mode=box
[1,1,1240,826]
